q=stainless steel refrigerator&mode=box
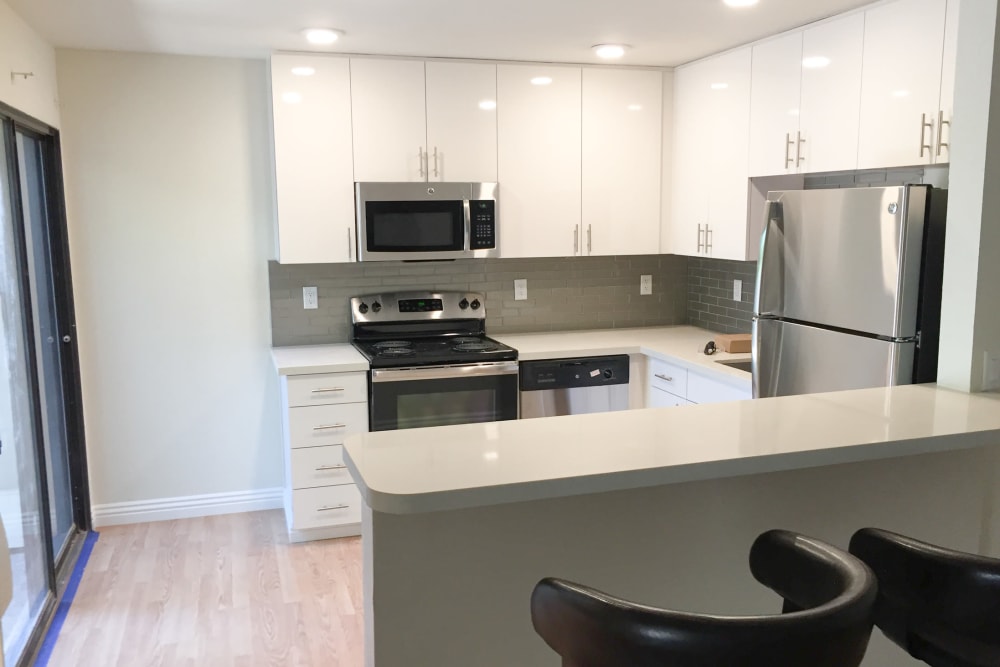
[752,185,947,399]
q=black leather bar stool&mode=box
[849,528,1000,667]
[530,529,877,667]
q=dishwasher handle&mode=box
[520,355,630,391]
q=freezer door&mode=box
[755,186,927,338]
[752,318,915,398]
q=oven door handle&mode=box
[371,362,519,383]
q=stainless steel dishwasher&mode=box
[520,355,630,419]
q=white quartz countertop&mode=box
[271,344,369,375]
[495,326,752,387]
[344,384,1000,514]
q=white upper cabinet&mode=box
[270,54,356,264]
[670,47,751,260]
[937,0,959,162]
[857,0,948,169]
[425,61,498,182]
[798,12,865,173]
[583,68,662,256]
[497,64,582,258]
[749,33,803,178]
[350,58,428,181]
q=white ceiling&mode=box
[8,0,876,67]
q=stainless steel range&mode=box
[351,291,519,432]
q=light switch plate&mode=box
[303,286,318,310]
[514,279,528,301]
[733,279,743,302]
[640,275,652,295]
[984,351,1000,391]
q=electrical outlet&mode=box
[733,279,743,302]
[514,279,528,301]
[640,275,653,295]
[984,351,1000,391]
[303,286,318,310]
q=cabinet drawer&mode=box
[291,485,362,531]
[649,359,688,398]
[687,372,752,405]
[648,386,694,409]
[290,445,354,489]
[288,402,369,448]
[286,372,367,407]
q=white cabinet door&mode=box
[497,64,582,258]
[937,0,959,163]
[270,54,356,264]
[350,58,428,182]
[706,48,752,261]
[669,63,710,256]
[798,12,865,174]
[687,372,752,404]
[749,33,803,178]
[426,61,498,182]
[648,386,693,409]
[582,68,662,256]
[857,0,948,169]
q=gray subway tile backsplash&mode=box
[269,255,690,346]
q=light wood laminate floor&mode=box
[47,510,363,667]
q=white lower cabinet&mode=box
[279,371,369,542]
[645,357,751,408]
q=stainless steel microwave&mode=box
[355,182,499,261]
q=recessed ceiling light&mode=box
[710,82,729,90]
[479,100,497,110]
[303,28,341,45]
[291,66,316,77]
[802,56,831,69]
[531,76,553,86]
[627,104,643,111]
[724,0,759,7]
[593,44,628,60]
[282,92,302,104]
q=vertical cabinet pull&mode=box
[433,147,440,177]
[347,227,353,260]
[697,224,705,253]
[418,146,426,178]
[937,111,950,157]
[573,225,579,255]
[796,131,806,166]
[587,224,593,255]
[919,114,934,159]
[705,225,713,254]
[784,133,795,169]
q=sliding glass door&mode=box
[0,106,90,666]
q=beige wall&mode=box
[55,50,282,509]
[0,0,59,126]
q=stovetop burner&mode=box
[451,337,483,345]
[373,340,413,350]
[377,347,416,357]
[454,342,498,352]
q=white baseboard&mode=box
[92,488,284,528]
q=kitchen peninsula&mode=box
[345,384,1000,667]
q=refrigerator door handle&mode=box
[755,200,783,318]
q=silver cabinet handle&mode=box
[919,113,934,158]
[574,225,579,255]
[705,225,713,253]
[796,131,806,166]
[784,133,795,169]
[315,464,348,471]
[433,146,440,177]
[347,227,353,260]
[313,424,347,431]
[697,224,705,252]
[937,110,950,157]
[654,374,673,382]
[317,504,349,512]
[587,224,592,255]
[418,146,426,178]
[311,388,344,394]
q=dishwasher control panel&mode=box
[520,355,630,391]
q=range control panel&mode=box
[351,291,487,322]
[520,355,631,391]
[469,200,496,250]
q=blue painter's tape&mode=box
[34,531,100,667]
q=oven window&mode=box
[366,200,465,252]
[371,373,519,431]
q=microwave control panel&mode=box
[469,200,496,250]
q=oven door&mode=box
[370,362,519,432]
